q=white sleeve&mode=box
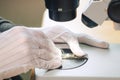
[0,36,33,79]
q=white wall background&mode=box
[0,0,45,27]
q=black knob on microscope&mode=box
[108,0,120,23]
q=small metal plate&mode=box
[59,49,88,70]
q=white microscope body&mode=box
[43,0,120,30]
[83,0,120,30]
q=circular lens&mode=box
[108,0,120,23]
[49,10,76,21]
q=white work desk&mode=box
[35,44,120,80]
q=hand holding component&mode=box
[42,25,109,57]
[0,26,62,79]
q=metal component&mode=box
[59,49,88,70]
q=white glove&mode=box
[0,26,62,79]
[41,25,109,57]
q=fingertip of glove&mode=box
[100,41,110,49]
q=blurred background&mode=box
[0,0,45,27]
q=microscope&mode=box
[35,0,120,80]
[44,0,79,21]
[82,0,120,29]
[45,0,120,29]
[42,0,120,70]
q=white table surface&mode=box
[35,44,120,80]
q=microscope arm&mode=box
[82,0,120,29]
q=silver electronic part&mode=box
[55,43,88,70]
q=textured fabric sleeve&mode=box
[0,17,16,32]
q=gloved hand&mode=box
[41,25,109,57]
[0,26,62,79]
